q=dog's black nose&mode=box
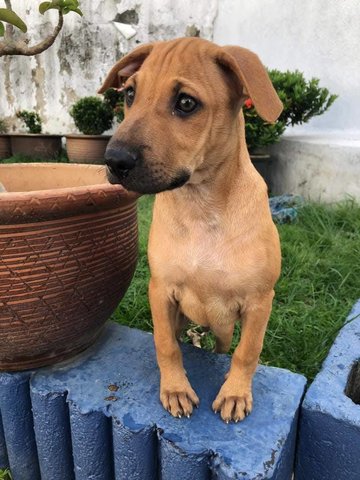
[104,145,138,173]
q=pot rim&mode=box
[65,134,112,139]
[0,162,138,201]
[9,133,63,138]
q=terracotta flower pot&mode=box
[10,134,62,159]
[0,134,11,160]
[0,163,138,371]
[66,134,111,164]
[250,152,272,190]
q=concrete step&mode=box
[269,133,360,202]
[0,323,306,480]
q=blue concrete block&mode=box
[1,323,306,479]
[296,299,360,480]
[69,404,113,480]
[31,391,74,480]
[112,420,157,480]
[0,372,40,480]
[0,412,9,469]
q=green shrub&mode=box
[244,70,338,153]
[271,69,338,127]
[16,110,42,134]
[70,96,114,135]
[102,88,125,123]
[244,99,286,152]
[0,119,8,134]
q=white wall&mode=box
[214,0,360,134]
[0,0,217,133]
[1,0,359,136]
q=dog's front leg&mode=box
[212,291,274,423]
[149,279,199,418]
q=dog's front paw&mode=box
[160,378,199,418]
[212,380,252,423]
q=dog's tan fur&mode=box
[99,38,282,423]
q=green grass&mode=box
[1,155,360,477]
[113,196,360,382]
[0,469,11,480]
[2,152,359,381]
[0,152,69,164]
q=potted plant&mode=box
[245,70,337,186]
[0,162,138,370]
[0,119,11,160]
[66,96,115,164]
[103,87,125,124]
[11,110,62,159]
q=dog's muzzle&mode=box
[105,145,138,178]
[104,143,190,194]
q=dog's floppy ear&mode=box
[216,46,282,122]
[98,43,154,93]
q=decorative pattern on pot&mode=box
[0,163,138,371]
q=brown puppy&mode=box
[99,37,282,423]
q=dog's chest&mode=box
[163,230,245,326]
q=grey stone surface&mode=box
[296,299,360,480]
[269,133,360,202]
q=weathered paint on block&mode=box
[0,372,40,480]
[0,412,9,470]
[1,323,306,479]
[31,391,74,480]
[296,299,360,480]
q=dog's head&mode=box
[98,38,282,194]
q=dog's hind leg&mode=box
[211,322,235,354]
[175,310,189,340]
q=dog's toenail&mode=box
[178,414,182,418]
[186,414,190,418]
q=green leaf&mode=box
[0,21,4,36]
[39,2,53,14]
[39,0,83,16]
[61,3,83,16]
[72,7,83,16]
[63,0,79,7]
[0,8,27,33]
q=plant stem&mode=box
[0,5,64,57]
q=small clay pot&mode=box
[10,134,62,159]
[66,134,111,164]
[0,163,138,371]
[250,153,272,190]
[0,134,11,160]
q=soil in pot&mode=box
[66,134,111,164]
[250,153,272,191]
[10,134,62,160]
[0,163,138,371]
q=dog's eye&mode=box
[174,94,198,116]
[125,87,135,107]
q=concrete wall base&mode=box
[269,133,360,202]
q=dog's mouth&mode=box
[106,166,191,194]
